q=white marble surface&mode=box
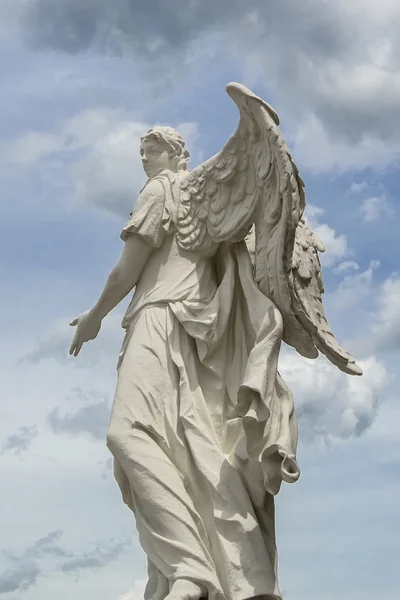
[69,84,361,600]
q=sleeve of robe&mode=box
[120,177,175,247]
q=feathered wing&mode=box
[176,82,362,376]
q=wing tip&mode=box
[319,343,363,376]
[226,81,247,96]
[345,361,363,376]
[225,82,280,125]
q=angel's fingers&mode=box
[69,318,79,326]
[69,332,79,355]
[73,340,83,357]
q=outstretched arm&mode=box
[69,234,152,357]
[91,233,152,320]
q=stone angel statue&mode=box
[69,83,361,600]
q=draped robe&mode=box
[106,169,300,600]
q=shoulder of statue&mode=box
[147,169,184,200]
[139,174,166,198]
[134,170,182,228]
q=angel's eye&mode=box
[140,148,144,156]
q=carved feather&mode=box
[176,82,362,376]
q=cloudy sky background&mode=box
[0,1,399,599]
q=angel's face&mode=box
[140,139,172,178]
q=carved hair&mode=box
[141,126,190,171]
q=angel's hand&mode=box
[69,310,102,357]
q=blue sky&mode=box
[0,1,399,599]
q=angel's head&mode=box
[140,126,190,178]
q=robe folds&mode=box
[107,169,300,600]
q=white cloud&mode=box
[116,580,147,600]
[305,205,324,221]
[47,397,110,441]
[329,260,380,311]
[0,110,199,218]
[21,310,125,368]
[1,237,397,600]
[0,530,129,595]
[333,261,359,275]
[290,111,400,173]
[280,351,387,442]
[371,276,400,352]
[1,426,38,455]
[0,0,26,38]
[73,117,199,217]
[313,223,348,268]
[224,1,400,172]
[19,0,400,172]
[305,204,349,267]
[326,267,400,359]
[70,112,149,217]
[0,316,145,600]
[360,195,394,221]
[0,132,65,165]
[2,4,400,597]
[349,181,369,194]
